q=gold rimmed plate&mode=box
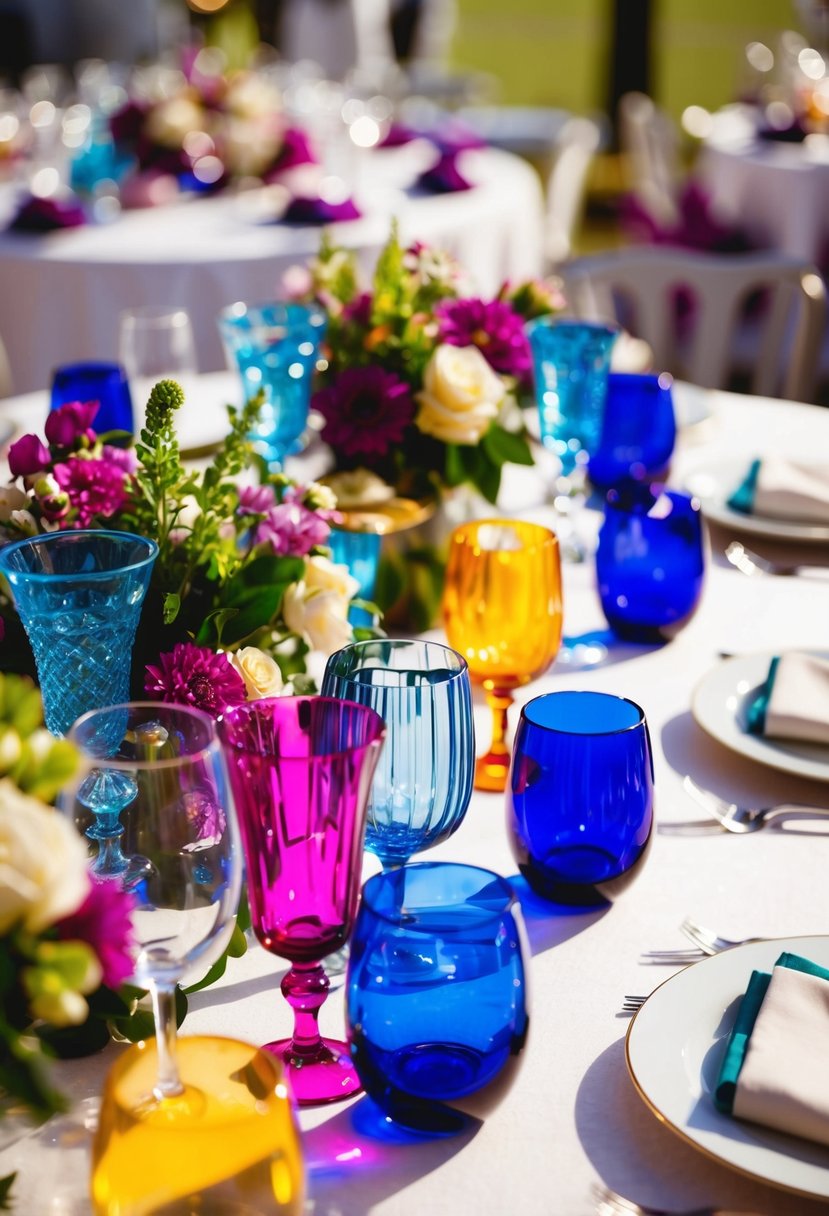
[626,935,829,1199]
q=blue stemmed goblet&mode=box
[507,690,654,906]
[346,861,530,1134]
[218,301,326,470]
[589,371,677,491]
[595,486,705,642]
[321,639,474,867]
[50,361,134,438]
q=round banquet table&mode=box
[0,144,544,396]
[696,103,829,264]
[3,382,829,1215]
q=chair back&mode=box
[544,115,602,268]
[561,247,827,402]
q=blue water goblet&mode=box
[346,861,530,1134]
[50,361,134,438]
[589,371,677,491]
[525,317,618,561]
[328,525,381,627]
[0,530,157,739]
[595,486,705,643]
[321,639,474,868]
[507,690,654,907]
[217,301,326,470]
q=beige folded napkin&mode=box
[715,953,829,1147]
[746,652,829,745]
[728,456,829,524]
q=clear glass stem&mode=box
[282,963,329,1061]
[149,981,184,1099]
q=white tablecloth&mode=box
[0,145,544,396]
[697,105,829,264]
[3,384,829,1215]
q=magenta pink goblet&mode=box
[220,696,385,1106]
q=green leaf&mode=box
[236,889,251,934]
[162,592,181,625]
[37,1016,111,1059]
[373,554,407,614]
[443,444,467,489]
[227,555,305,594]
[474,453,502,504]
[0,1173,17,1210]
[219,586,288,646]
[482,424,534,468]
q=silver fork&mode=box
[724,541,825,578]
[620,994,648,1014]
[682,775,829,834]
[680,916,763,956]
[593,1182,763,1215]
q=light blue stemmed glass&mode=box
[327,525,381,628]
[321,639,475,868]
[0,530,157,739]
[218,301,327,469]
[526,317,618,562]
[346,861,530,1134]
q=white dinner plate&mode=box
[684,459,829,543]
[627,935,829,1199]
[692,652,829,783]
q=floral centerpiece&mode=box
[0,381,365,706]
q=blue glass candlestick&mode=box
[0,530,157,738]
[218,302,326,469]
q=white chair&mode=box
[560,246,827,402]
[543,115,602,268]
[618,91,683,229]
[280,0,395,81]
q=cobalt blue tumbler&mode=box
[50,361,134,437]
[589,372,677,490]
[507,691,654,906]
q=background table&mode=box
[2,385,829,1215]
[697,104,829,264]
[0,144,544,396]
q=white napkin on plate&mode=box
[751,652,829,745]
[750,457,829,524]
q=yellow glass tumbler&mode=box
[442,519,563,792]
[91,1035,304,1215]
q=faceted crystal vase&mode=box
[0,530,157,737]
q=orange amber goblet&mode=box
[442,519,563,792]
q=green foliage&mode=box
[0,673,79,803]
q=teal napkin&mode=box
[715,952,829,1137]
[744,652,829,744]
[744,655,780,736]
[726,456,829,524]
[727,458,760,516]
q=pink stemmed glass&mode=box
[220,696,385,1106]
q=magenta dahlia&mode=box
[436,297,532,381]
[145,643,246,718]
[56,879,136,989]
[313,366,415,461]
[53,456,129,527]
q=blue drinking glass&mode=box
[589,371,677,490]
[507,690,654,907]
[217,301,326,469]
[525,318,619,479]
[347,861,530,1134]
[321,639,474,867]
[50,361,134,437]
[0,530,157,738]
[595,486,705,643]
[328,525,381,627]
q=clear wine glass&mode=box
[118,305,199,423]
[61,703,243,1111]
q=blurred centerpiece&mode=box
[296,226,564,625]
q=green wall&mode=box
[452,0,798,119]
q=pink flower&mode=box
[101,445,137,474]
[145,643,247,718]
[313,366,415,460]
[53,456,129,527]
[237,484,276,516]
[8,434,50,478]
[44,401,99,448]
[55,879,136,989]
[436,297,532,381]
[256,502,330,556]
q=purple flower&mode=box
[56,879,136,989]
[145,643,247,718]
[53,456,128,527]
[437,297,532,381]
[180,787,227,850]
[342,292,373,328]
[313,367,415,461]
[256,502,330,556]
[44,400,99,448]
[101,445,137,474]
[8,434,50,478]
[237,483,276,516]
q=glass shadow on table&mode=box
[507,874,610,957]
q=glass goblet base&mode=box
[263,1036,362,1106]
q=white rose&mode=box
[0,781,90,935]
[416,344,504,445]
[0,484,28,523]
[283,557,359,657]
[229,647,285,700]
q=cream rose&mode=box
[0,781,90,935]
[145,95,204,149]
[416,344,505,445]
[229,646,285,700]
[283,556,360,656]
